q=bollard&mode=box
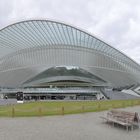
[82,106,84,113]
[61,106,64,115]
[12,107,15,118]
[38,107,42,117]
[112,104,115,109]
[122,102,125,108]
[131,100,134,107]
[98,104,101,111]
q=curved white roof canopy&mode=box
[0,20,140,88]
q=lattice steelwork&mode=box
[0,20,140,88]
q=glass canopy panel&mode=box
[0,28,20,50]
[41,21,54,45]
[38,21,53,45]
[47,22,61,45]
[56,23,67,45]
[3,27,27,49]
[42,22,57,44]
[76,30,81,46]
[51,22,63,44]
[87,35,93,48]
[24,22,45,46]
[100,43,106,52]
[19,23,41,47]
[31,21,49,46]
[84,33,90,48]
[62,25,70,45]
[10,25,35,48]
[80,31,85,47]
[71,28,77,46]
[16,23,39,47]
[90,37,96,50]
[94,39,101,51]
[65,26,74,46]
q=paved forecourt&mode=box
[0,106,140,140]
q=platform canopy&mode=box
[0,20,140,88]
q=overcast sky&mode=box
[0,0,140,63]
